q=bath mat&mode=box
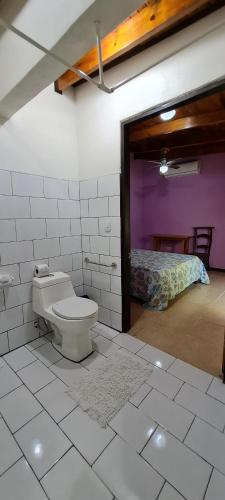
[67,350,152,428]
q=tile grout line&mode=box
[2,325,225,495]
[202,466,214,500]
[155,479,167,500]
[0,411,52,500]
[1,357,91,485]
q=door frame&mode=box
[120,75,225,332]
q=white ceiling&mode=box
[0,0,142,124]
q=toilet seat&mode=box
[52,296,98,320]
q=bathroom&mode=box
[1,2,225,499]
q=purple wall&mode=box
[130,153,225,268]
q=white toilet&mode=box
[32,272,98,362]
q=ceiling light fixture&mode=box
[159,159,169,175]
[160,109,176,121]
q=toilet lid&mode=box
[52,297,98,320]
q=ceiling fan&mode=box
[148,148,185,175]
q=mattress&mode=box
[130,249,210,310]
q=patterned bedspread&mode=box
[130,249,210,311]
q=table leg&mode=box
[154,239,160,251]
[181,240,185,254]
[184,239,189,254]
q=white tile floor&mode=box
[1,323,225,500]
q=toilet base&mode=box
[52,338,93,363]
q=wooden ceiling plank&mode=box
[55,0,221,92]
[133,141,225,160]
[130,110,225,142]
[130,123,225,152]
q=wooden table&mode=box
[151,234,192,254]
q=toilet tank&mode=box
[32,272,75,315]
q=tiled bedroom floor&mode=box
[130,271,225,376]
[1,324,225,499]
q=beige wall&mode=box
[0,85,79,180]
[74,7,225,179]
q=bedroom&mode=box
[123,88,225,376]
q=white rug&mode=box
[67,350,152,428]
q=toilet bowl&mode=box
[32,272,98,362]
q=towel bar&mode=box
[84,257,117,268]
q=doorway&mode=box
[121,78,225,376]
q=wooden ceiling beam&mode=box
[133,140,225,161]
[130,124,225,152]
[55,0,223,92]
[130,110,225,142]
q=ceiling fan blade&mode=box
[167,158,186,169]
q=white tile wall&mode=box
[44,178,69,199]
[81,218,98,235]
[30,198,58,219]
[100,255,121,276]
[69,270,83,287]
[0,170,84,355]
[0,307,23,334]
[5,283,32,309]
[46,219,70,238]
[33,238,60,259]
[16,220,46,241]
[109,196,120,216]
[0,221,16,242]
[111,276,121,295]
[89,197,108,217]
[20,260,48,283]
[99,217,120,237]
[68,181,79,200]
[22,302,36,323]
[83,269,92,285]
[0,196,30,219]
[0,171,122,356]
[81,174,122,331]
[92,271,110,291]
[98,306,111,326]
[60,236,81,255]
[0,332,9,355]
[90,236,110,255]
[70,220,81,235]
[8,322,38,350]
[49,255,73,273]
[72,253,83,270]
[0,290,5,311]
[98,174,120,197]
[80,199,89,217]
[100,291,122,313]
[82,236,91,253]
[0,170,12,195]
[0,242,34,265]
[110,237,121,257]
[58,200,80,219]
[80,179,98,199]
[12,173,44,197]
[0,265,20,286]
[111,311,122,331]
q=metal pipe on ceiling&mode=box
[0,17,101,90]
[111,16,225,91]
[1,16,225,95]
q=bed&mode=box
[130,249,210,311]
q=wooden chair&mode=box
[192,226,214,270]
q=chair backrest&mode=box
[193,226,214,256]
